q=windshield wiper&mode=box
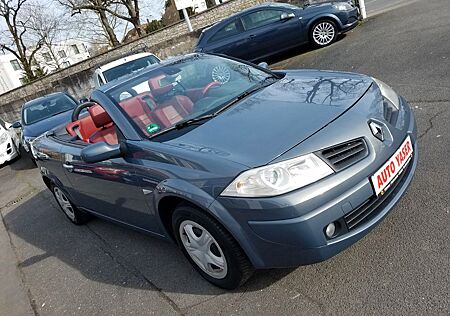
[52,109,72,116]
[212,76,278,116]
[175,114,216,129]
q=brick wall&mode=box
[0,0,311,121]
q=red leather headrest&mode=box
[149,74,172,98]
[88,104,112,128]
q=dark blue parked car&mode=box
[195,2,359,62]
[12,92,78,158]
[32,54,417,289]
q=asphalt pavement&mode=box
[1,0,449,315]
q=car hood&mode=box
[167,70,373,167]
[23,109,73,138]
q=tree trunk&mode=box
[4,18,36,81]
[130,16,142,36]
[46,42,61,70]
[124,0,142,36]
[97,10,120,47]
[20,58,36,81]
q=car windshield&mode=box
[103,55,160,82]
[23,94,76,125]
[105,54,276,138]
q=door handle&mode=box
[63,163,74,172]
[249,34,256,39]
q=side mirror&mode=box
[79,98,89,104]
[258,62,269,69]
[280,12,295,20]
[81,142,121,163]
[11,121,22,129]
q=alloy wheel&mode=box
[211,65,231,84]
[179,220,228,279]
[312,21,336,46]
[54,187,76,221]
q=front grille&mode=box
[344,154,413,230]
[319,138,368,171]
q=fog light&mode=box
[325,222,336,238]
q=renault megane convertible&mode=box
[32,54,417,289]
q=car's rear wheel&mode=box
[172,204,254,289]
[310,20,338,47]
[52,185,89,225]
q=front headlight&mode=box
[334,2,353,11]
[221,153,334,197]
[0,132,9,144]
[372,77,400,110]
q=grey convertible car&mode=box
[32,54,417,289]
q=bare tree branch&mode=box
[0,0,45,81]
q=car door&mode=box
[204,18,250,60]
[59,122,163,235]
[240,8,303,60]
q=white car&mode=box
[93,52,160,88]
[0,118,20,165]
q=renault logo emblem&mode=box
[369,121,385,141]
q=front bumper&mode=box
[212,97,417,269]
[0,140,18,165]
[341,19,359,33]
[337,7,360,32]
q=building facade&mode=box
[0,53,25,95]
[33,39,90,74]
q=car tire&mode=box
[172,204,254,289]
[52,184,90,225]
[310,20,338,47]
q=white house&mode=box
[34,39,90,74]
[0,53,25,95]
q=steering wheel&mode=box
[72,101,96,122]
[202,81,222,97]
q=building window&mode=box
[10,60,21,71]
[62,61,70,68]
[71,45,80,54]
[58,50,67,58]
[42,52,52,62]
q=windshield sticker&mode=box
[146,123,160,134]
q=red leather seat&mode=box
[88,105,118,145]
[153,96,193,126]
[66,111,101,142]
[148,75,193,127]
[119,93,158,134]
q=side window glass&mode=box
[209,20,242,43]
[241,10,283,30]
